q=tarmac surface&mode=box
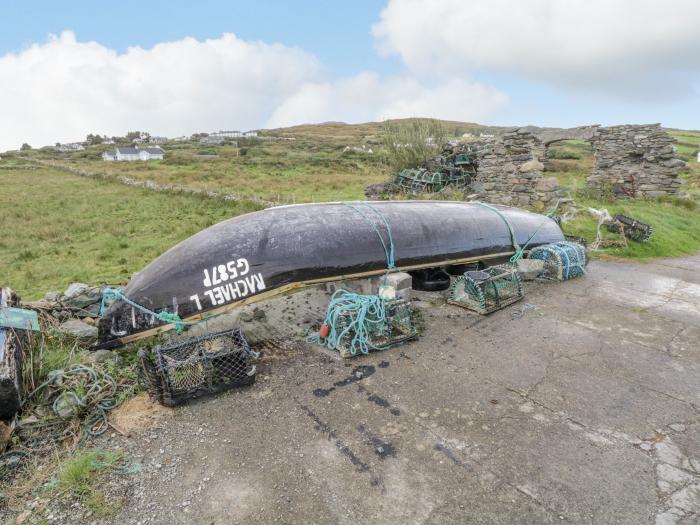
[104,254,700,525]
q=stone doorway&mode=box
[543,139,594,194]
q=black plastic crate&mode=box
[138,328,257,407]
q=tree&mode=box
[86,133,103,145]
[126,131,150,142]
[20,143,31,151]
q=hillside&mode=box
[1,120,699,298]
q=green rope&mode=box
[343,202,396,270]
[100,287,193,333]
[475,200,562,264]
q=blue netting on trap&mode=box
[528,241,587,281]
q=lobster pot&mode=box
[606,214,653,242]
[394,168,471,194]
[528,241,587,281]
[336,299,418,359]
[448,265,524,315]
[138,328,257,407]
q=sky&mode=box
[0,0,699,151]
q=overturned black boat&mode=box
[97,201,564,347]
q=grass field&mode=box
[545,135,700,259]
[0,168,261,298]
[2,124,700,299]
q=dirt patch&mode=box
[110,394,171,434]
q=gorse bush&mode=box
[382,119,448,170]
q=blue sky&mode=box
[0,1,397,76]
[0,0,698,150]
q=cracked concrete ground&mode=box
[101,254,699,525]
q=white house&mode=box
[149,136,167,144]
[243,131,258,137]
[56,143,85,152]
[697,150,700,162]
[200,135,225,144]
[212,130,242,138]
[103,146,164,161]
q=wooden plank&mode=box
[0,288,24,421]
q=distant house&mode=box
[243,131,258,138]
[102,138,115,145]
[103,146,164,161]
[56,143,85,152]
[697,150,700,163]
[212,130,242,138]
[200,135,225,144]
[149,136,167,144]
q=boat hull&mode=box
[97,201,564,347]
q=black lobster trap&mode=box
[447,265,524,314]
[605,214,653,242]
[138,328,257,407]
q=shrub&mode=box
[382,119,447,170]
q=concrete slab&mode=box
[96,254,700,525]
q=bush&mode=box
[547,148,581,160]
[382,119,447,170]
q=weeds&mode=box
[381,119,448,170]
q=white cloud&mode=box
[373,0,700,97]
[0,30,510,151]
[0,31,322,150]
[268,73,508,127]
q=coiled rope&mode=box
[308,289,387,356]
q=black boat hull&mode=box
[98,201,564,347]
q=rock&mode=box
[535,177,559,192]
[63,283,89,299]
[518,159,544,173]
[43,291,61,302]
[516,259,545,280]
[669,423,686,433]
[86,349,118,364]
[64,288,103,310]
[59,319,98,340]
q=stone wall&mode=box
[587,124,684,197]
[472,129,560,208]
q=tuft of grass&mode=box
[381,119,448,170]
[57,450,120,493]
[55,449,122,517]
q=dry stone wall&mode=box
[587,124,684,197]
[472,129,560,208]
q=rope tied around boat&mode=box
[343,202,397,272]
[475,200,562,265]
[100,287,192,333]
[308,203,403,355]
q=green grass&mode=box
[561,196,700,259]
[0,168,262,298]
[2,125,700,304]
[55,449,122,517]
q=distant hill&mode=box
[267,118,504,140]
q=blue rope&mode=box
[99,287,192,333]
[307,289,387,356]
[343,202,396,270]
[475,200,562,264]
